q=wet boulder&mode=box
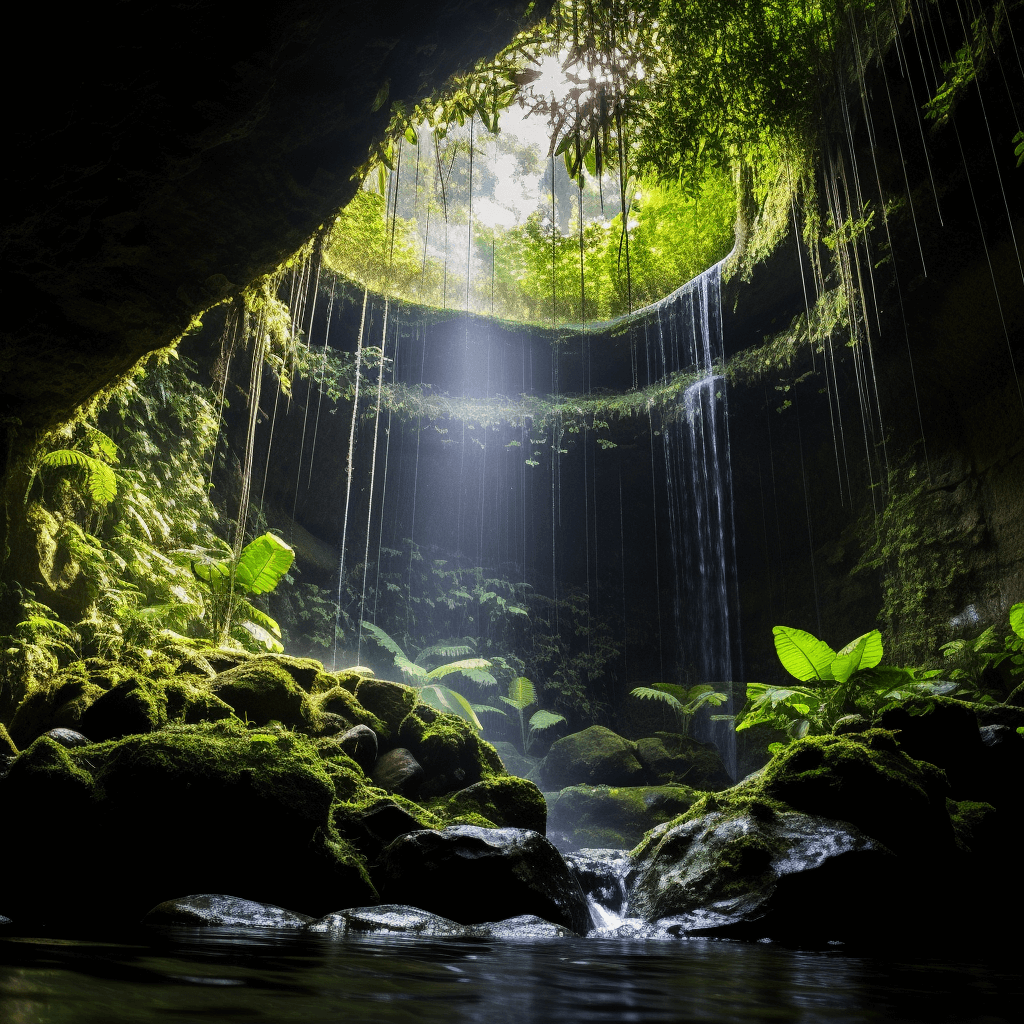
[377,825,593,934]
[144,894,314,928]
[540,726,645,790]
[627,807,894,939]
[43,727,91,748]
[546,783,701,851]
[308,905,579,939]
[635,733,732,790]
[334,795,443,862]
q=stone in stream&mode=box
[564,849,632,914]
[540,726,645,790]
[308,905,579,939]
[144,894,314,929]
[377,825,593,935]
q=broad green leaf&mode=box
[831,636,866,684]
[1010,602,1024,640]
[394,654,427,680]
[234,533,294,595]
[773,625,836,681]
[235,599,282,639]
[419,684,482,731]
[426,658,493,684]
[360,621,407,658]
[237,619,284,653]
[836,629,883,670]
[529,709,565,732]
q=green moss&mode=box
[550,784,702,851]
[211,659,319,730]
[312,684,385,735]
[354,678,418,735]
[0,721,17,758]
[947,798,999,855]
[541,725,645,790]
[426,775,546,833]
[248,653,324,691]
[632,731,952,861]
[398,705,505,795]
[8,665,105,746]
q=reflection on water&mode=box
[0,928,1019,1024]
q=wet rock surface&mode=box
[541,726,646,790]
[308,905,578,939]
[42,728,92,748]
[378,825,593,935]
[371,747,426,796]
[338,724,378,774]
[144,894,314,929]
[628,809,891,939]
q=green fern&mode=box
[38,449,117,504]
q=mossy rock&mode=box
[0,722,17,759]
[547,784,702,850]
[398,705,505,797]
[947,799,1002,858]
[78,675,235,741]
[246,653,324,691]
[427,775,547,833]
[333,793,443,863]
[540,725,645,790]
[635,731,953,863]
[211,660,318,730]
[8,666,105,747]
[314,669,367,694]
[311,685,385,736]
[0,723,376,924]
[354,678,418,736]
[636,733,732,790]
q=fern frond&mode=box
[40,450,117,503]
[630,686,684,710]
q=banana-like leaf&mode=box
[235,598,282,640]
[830,636,866,684]
[773,625,836,681]
[40,449,117,504]
[234,533,294,595]
[360,620,407,658]
[237,619,284,653]
[395,653,428,680]
[504,676,536,709]
[529,709,565,732]
[418,683,482,731]
[1010,602,1024,640]
[415,641,473,666]
[836,629,883,670]
[425,658,494,684]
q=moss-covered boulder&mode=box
[78,675,234,741]
[546,784,701,851]
[247,653,324,692]
[398,705,505,797]
[635,733,732,791]
[333,793,443,863]
[311,685,386,736]
[7,666,105,747]
[354,678,419,737]
[0,722,17,759]
[427,776,547,834]
[624,731,963,939]
[210,659,319,730]
[540,726,645,790]
[0,722,376,925]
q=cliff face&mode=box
[1,1,548,443]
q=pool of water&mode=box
[0,927,1018,1023]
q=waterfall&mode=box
[656,263,740,778]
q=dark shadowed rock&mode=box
[378,825,592,934]
[339,724,378,774]
[430,776,547,833]
[371,747,425,796]
[144,894,314,928]
[628,808,893,939]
